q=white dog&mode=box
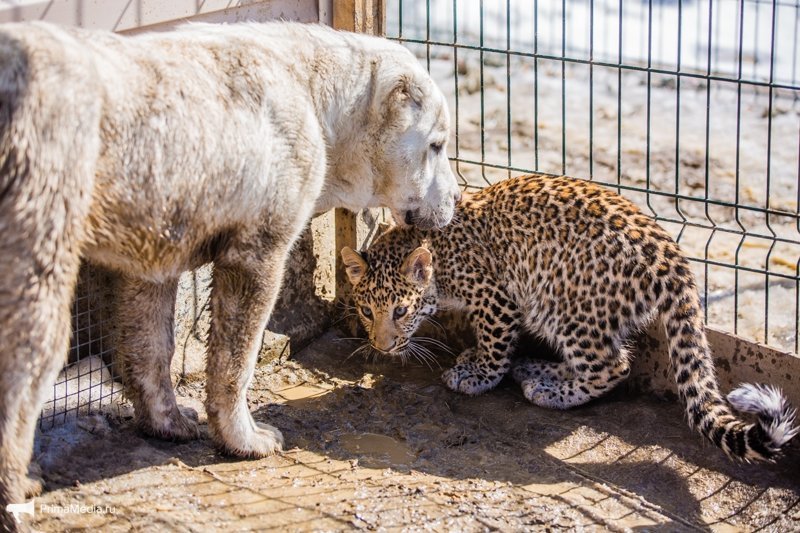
[0,21,459,527]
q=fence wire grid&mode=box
[41,266,121,429]
[388,0,800,354]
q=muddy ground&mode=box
[29,330,800,532]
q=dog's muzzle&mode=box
[404,209,440,230]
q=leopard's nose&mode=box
[373,339,396,353]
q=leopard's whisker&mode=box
[329,313,358,327]
[345,343,371,362]
[370,348,381,364]
[415,343,441,369]
[423,316,447,336]
[414,335,450,348]
[413,336,454,355]
[334,299,358,312]
[412,352,436,371]
[408,342,440,370]
[413,345,450,361]
[406,343,435,370]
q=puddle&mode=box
[340,433,416,469]
[274,384,332,405]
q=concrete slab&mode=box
[30,331,800,531]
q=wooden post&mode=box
[332,0,385,34]
[332,0,386,307]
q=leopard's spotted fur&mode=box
[342,174,798,461]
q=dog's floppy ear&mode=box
[391,73,423,107]
[370,59,424,117]
[400,246,433,285]
[341,247,368,286]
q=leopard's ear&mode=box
[400,247,433,286]
[340,247,368,286]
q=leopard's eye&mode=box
[360,305,373,319]
[393,306,408,319]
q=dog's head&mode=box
[319,42,460,229]
[366,51,461,230]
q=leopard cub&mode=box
[341,174,797,462]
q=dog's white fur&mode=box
[0,21,458,527]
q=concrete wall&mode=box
[629,324,800,409]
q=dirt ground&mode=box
[28,330,800,532]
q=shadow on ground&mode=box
[30,330,800,531]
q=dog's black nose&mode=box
[404,210,416,225]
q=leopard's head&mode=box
[340,242,439,357]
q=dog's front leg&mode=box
[116,275,200,441]
[204,240,290,457]
[0,258,81,532]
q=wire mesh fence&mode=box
[41,265,122,429]
[387,0,800,354]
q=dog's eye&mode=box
[430,142,444,154]
[360,305,373,319]
[393,306,408,319]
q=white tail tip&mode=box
[728,383,799,447]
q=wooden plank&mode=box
[332,0,386,313]
[333,0,384,34]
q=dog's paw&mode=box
[441,363,501,395]
[138,407,201,442]
[23,473,43,499]
[215,421,284,458]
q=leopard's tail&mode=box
[662,280,798,461]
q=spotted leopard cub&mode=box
[341,174,798,461]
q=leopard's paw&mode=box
[520,379,570,409]
[511,362,537,383]
[520,379,552,406]
[442,362,502,395]
[455,347,479,365]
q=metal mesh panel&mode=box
[40,265,122,429]
[388,0,800,354]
